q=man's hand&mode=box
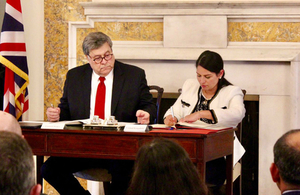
[136,110,150,124]
[46,107,61,122]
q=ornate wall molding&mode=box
[68,1,300,68]
[82,1,300,16]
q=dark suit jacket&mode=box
[58,60,156,123]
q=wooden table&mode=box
[22,126,234,195]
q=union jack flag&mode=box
[0,0,29,121]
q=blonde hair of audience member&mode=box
[127,138,208,195]
[270,129,300,194]
[0,131,41,195]
[0,111,22,135]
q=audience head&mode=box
[82,31,113,56]
[270,129,300,192]
[0,111,22,135]
[0,131,41,195]
[196,50,231,88]
[128,138,208,195]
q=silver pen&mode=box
[170,106,175,118]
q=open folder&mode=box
[19,121,43,129]
[19,119,89,130]
[150,121,232,134]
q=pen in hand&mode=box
[171,106,175,118]
[48,104,60,122]
[169,106,177,129]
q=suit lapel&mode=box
[82,65,92,117]
[111,61,124,114]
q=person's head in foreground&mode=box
[127,138,208,195]
[270,129,300,194]
[0,111,22,135]
[0,131,41,195]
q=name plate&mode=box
[124,125,149,132]
[41,122,65,129]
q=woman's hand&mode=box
[179,110,213,123]
[179,112,201,123]
[164,115,178,126]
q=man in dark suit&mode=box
[270,129,300,195]
[43,32,156,195]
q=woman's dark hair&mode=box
[127,138,208,195]
[196,50,232,88]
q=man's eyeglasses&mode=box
[88,53,113,64]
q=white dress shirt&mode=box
[90,70,113,119]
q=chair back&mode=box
[232,89,246,191]
[149,85,164,124]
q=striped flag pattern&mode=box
[0,0,29,121]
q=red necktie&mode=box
[94,77,106,119]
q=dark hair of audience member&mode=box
[0,131,36,195]
[127,138,208,195]
[274,129,300,185]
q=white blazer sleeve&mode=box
[210,86,246,127]
[164,79,199,120]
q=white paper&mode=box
[40,119,90,129]
[177,121,230,130]
[41,122,65,129]
[124,125,148,132]
[233,133,245,166]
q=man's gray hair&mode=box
[82,32,113,56]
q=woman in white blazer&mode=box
[164,50,246,194]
